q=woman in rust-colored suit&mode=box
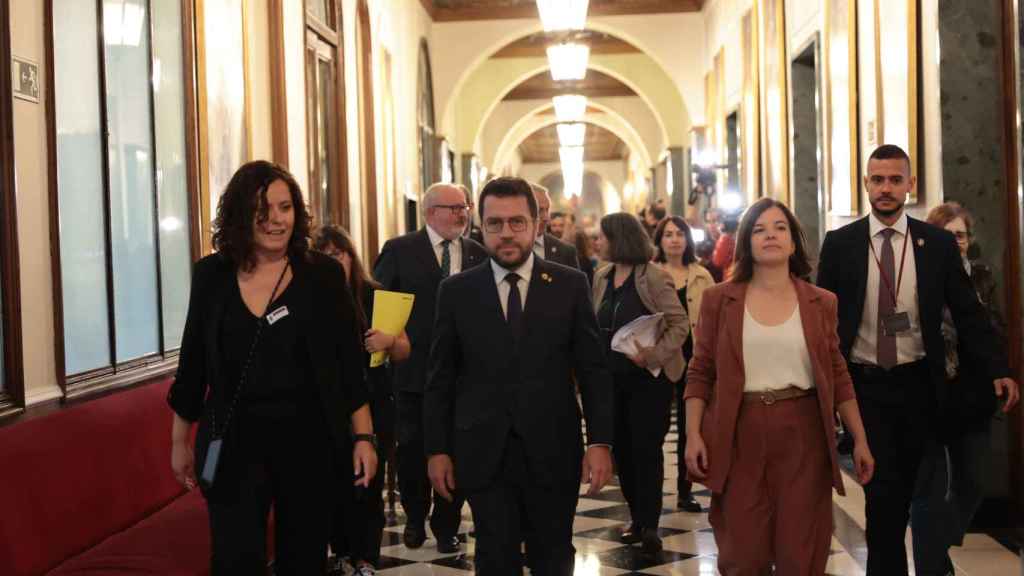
[683,198,875,576]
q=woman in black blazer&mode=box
[167,161,377,574]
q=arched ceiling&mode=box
[518,122,626,164]
[503,69,637,101]
[424,0,705,21]
[446,27,690,160]
[490,100,653,173]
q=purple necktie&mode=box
[877,228,898,369]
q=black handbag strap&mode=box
[210,260,291,439]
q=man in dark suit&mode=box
[425,177,614,575]
[529,182,582,271]
[373,183,488,553]
[817,144,1019,576]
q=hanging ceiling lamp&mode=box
[536,0,589,32]
[546,42,589,81]
[556,123,587,147]
[552,94,587,122]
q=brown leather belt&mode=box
[742,386,816,406]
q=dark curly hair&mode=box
[212,161,312,271]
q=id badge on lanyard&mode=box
[870,230,912,337]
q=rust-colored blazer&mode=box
[684,278,856,495]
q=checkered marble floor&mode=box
[358,414,1022,575]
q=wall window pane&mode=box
[103,0,161,362]
[151,0,191,350]
[54,0,112,374]
[52,0,193,379]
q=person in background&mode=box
[712,215,739,278]
[704,208,723,245]
[592,213,689,554]
[910,202,1007,576]
[457,184,483,244]
[316,225,408,576]
[573,228,597,285]
[168,161,377,574]
[685,197,874,575]
[373,183,488,554]
[548,211,568,239]
[642,203,667,238]
[563,213,578,243]
[696,239,722,282]
[652,216,715,512]
[529,182,582,270]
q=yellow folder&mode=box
[369,290,415,367]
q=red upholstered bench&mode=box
[0,379,211,575]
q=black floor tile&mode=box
[595,546,695,570]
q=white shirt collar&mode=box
[491,252,535,285]
[426,224,452,247]
[868,210,909,238]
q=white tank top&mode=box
[742,304,815,392]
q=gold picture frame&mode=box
[825,0,859,215]
[195,0,250,253]
[742,9,761,204]
[759,0,790,204]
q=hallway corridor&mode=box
[354,410,1022,575]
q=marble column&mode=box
[939,0,1012,497]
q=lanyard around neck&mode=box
[868,228,910,307]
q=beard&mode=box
[489,240,532,269]
[870,195,904,216]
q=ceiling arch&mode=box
[491,100,654,173]
[456,55,684,159]
[433,17,701,144]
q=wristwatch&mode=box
[353,433,378,449]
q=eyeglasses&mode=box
[430,204,469,216]
[952,231,970,241]
[483,216,531,234]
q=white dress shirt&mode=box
[533,234,546,259]
[427,225,462,275]
[491,253,534,319]
[850,212,926,366]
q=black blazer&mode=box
[424,258,614,491]
[817,216,1008,391]
[373,229,487,394]
[542,233,581,270]
[166,252,369,495]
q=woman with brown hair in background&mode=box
[652,215,715,512]
[316,225,409,576]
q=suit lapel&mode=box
[544,234,559,261]
[459,237,482,270]
[722,283,747,374]
[794,280,827,382]
[907,217,930,318]
[852,217,871,325]
[415,229,443,281]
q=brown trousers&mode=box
[709,395,833,576]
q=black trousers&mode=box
[613,372,674,528]
[395,391,464,537]
[330,388,396,562]
[467,434,580,576]
[850,360,933,576]
[206,412,332,576]
[675,373,693,498]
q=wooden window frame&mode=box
[43,0,201,401]
[304,0,349,228]
[357,0,379,261]
[0,0,26,419]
